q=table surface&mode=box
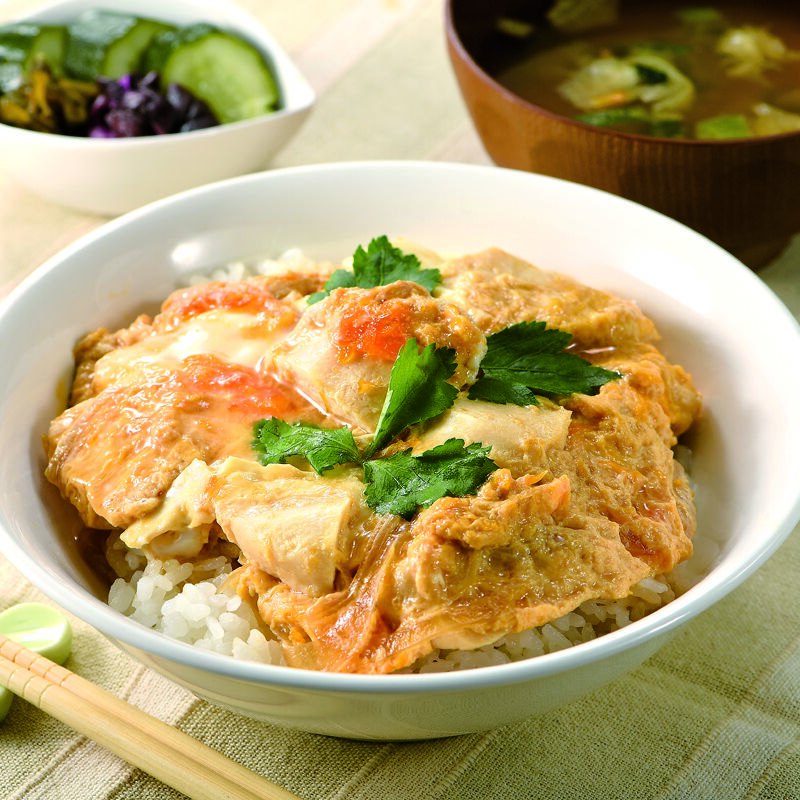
[3,2,800,799]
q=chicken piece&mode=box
[270,282,486,432]
[210,458,370,596]
[390,238,447,270]
[87,280,300,396]
[70,315,155,405]
[251,471,650,673]
[406,396,571,477]
[571,342,702,439]
[45,354,319,530]
[550,344,702,573]
[153,278,299,334]
[437,247,658,347]
[549,423,694,574]
[124,456,370,595]
[235,262,334,301]
[91,307,297,396]
[49,276,317,530]
[121,459,216,557]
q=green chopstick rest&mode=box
[0,602,73,722]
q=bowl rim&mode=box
[2,159,800,694]
[0,0,316,144]
[444,0,800,147]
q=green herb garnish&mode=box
[362,439,496,519]
[363,339,458,459]
[252,419,360,475]
[466,376,540,406]
[253,285,621,515]
[307,236,442,304]
[250,338,491,515]
[468,321,619,403]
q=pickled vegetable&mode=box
[145,25,278,123]
[88,72,218,137]
[64,11,174,80]
[0,22,68,87]
[0,8,281,136]
[0,58,98,134]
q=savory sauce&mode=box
[491,2,800,139]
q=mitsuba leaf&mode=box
[363,339,458,459]
[307,235,441,304]
[362,439,497,519]
[476,320,619,398]
[467,376,540,405]
[252,418,361,474]
[481,352,619,395]
[250,315,619,517]
[482,320,571,360]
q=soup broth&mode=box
[491,2,800,139]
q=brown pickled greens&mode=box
[0,59,97,134]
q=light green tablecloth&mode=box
[3,1,800,798]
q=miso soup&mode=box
[491,2,800,139]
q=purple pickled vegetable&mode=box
[139,71,160,91]
[88,125,116,138]
[165,82,192,118]
[185,95,214,120]
[151,106,180,135]
[180,115,217,132]
[89,72,220,138]
[120,90,148,111]
[106,108,146,137]
[96,78,125,108]
[90,93,111,116]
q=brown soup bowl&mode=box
[445,0,800,268]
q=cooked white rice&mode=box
[106,533,692,672]
[107,540,282,664]
[399,576,677,673]
[186,247,321,286]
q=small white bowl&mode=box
[0,0,314,215]
[1,162,800,740]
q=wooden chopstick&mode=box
[0,633,301,800]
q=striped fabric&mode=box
[2,1,800,798]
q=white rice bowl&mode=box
[2,162,800,739]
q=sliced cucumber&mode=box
[142,23,215,73]
[25,26,68,74]
[0,22,40,63]
[64,10,174,80]
[64,10,139,79]
[0,22,67,80]
[103,18,175,78]
[0,61,23,93]
[150,26,279,124]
